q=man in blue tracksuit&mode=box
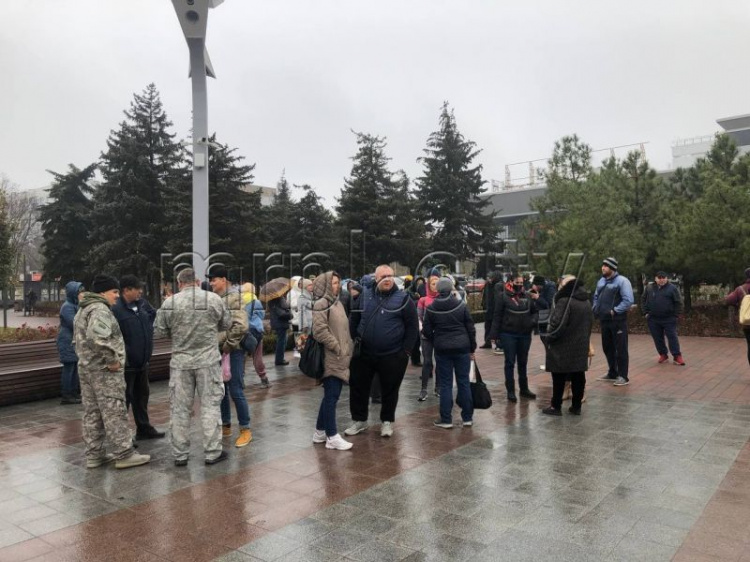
[642,271,685,366]
[592,257,634,386]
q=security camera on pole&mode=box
[171,0,224,278]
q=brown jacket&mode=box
[312,272,353,382]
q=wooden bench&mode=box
[0,339,172,407]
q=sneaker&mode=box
[673,355,686,366]
[539,364,546,371]
[115,453,150,469]
[380,421,394,438]
[658,354,669,363]
[493,348,504,355]
[235,429,253,448]
[312,429,326,444]
[222,424,231,437]
[293,350,301,359]
[60,396,82,405]
[462,420,473,427]
[542,407,562,416]
[259,377,271,388]
[174,458,188,467]
[205,451,228,465]
[325,434,353,451]
[568,407,581,415]
[418,389,428,402]
[433,420,454,429]
[86,454,115,469]
[598,374,617,382]
[613,377,629,386]
[344,421,368,436]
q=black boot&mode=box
[519,388,537,400]
[506,381,517,402]
[507,391,517,403]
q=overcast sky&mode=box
[2,1,749,206]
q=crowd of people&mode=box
[53,258,750,467]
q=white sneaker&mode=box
[293,350,301,358]
[325,434,353,450]
[380,421,394,438]
[312,429,326,444]
[539,364,546,370]
[344,421,368,436]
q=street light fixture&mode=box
[171,0,224,278]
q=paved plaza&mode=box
[1,333,750,561]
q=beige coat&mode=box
[311,272,352,382]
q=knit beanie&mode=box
[436,277,454,294]
[91,275,120,294]
[602,257,618,271]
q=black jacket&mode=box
[489,282,538,339]
[422,292,477,355]
[268,297,292,330]
[112,296,155,369]
[543,282,593,373]
[642,282,683,319]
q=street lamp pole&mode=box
[171,0,223,278]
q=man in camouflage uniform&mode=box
[74,275,151,469]
[155,268,232,466]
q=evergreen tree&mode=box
[265,172,297,259]
[293,184,341,271]
[336,131,414,271]
[39,163,96,285]
[416,102,497,262]
[0,188,13,291]
[89,84,185,301]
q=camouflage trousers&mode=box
[79,368,133,461]
[169,364,225,461]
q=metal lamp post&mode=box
[171,0,223,278]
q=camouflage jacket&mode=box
[73,293,126,394]
[217,286,249,351]
[154,285,231,369]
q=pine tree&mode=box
[89,84,185,300]
[336,131,412,271]
[265,172,297,259]
[293,184,341,271]
[416,103,497,262]
[39,163,96,285]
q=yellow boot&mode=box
[235,428,252,448]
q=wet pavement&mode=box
[1,332,750,561]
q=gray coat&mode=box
[544,282,593,374]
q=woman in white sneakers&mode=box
[311,271,354,450]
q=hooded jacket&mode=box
[543,281,593,373]
[417,277,439,329]
[112,294,155,369]
[422,290,477,355]
[289,276,302,327]
[298,280,314,332]
[311,272,353,381]
[57,281,83,363]
[489,282,538,339]
[73,292,126,382]
[244,293,265,337]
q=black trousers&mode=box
[601,317,629,380]
[125,364,152,432]
[411,337,422,364]
[350,351,409,423]
[551,372,586,410]
[744,330,750,367]
[483,318,493,344]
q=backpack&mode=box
[740,286,750,326]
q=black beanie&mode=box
[91,275,120,294]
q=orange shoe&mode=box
[235,428,253,448]
[222,424,231,437]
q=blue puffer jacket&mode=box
[56,281,83,363]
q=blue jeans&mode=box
[275,328,288,364]
[221,350,250,428]
[647,317,681,357]
[316,376,343,437]
[501,333,532,391]
[436,353,473,423]
[61,362,79,397]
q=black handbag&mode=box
[470,361,492,409]
[299,334,325,379]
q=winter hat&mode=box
[436,277,454,294]
[744,267,750,280]
[533,275,546,285]
[119,274,142,290]
[91,275,120,294]
[602,257,618,271]
[206,265,228,280]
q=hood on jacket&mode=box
[555,279,589,302]
[312,271,339,302]
[79,292,111,309]
[65,281,84,305]
[302,278,313,293]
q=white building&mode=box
[672,114,750,169]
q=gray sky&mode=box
[2,1,749,206]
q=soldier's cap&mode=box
[206,265,229,280]
[91,275,120,294]
[120,274,143,290]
